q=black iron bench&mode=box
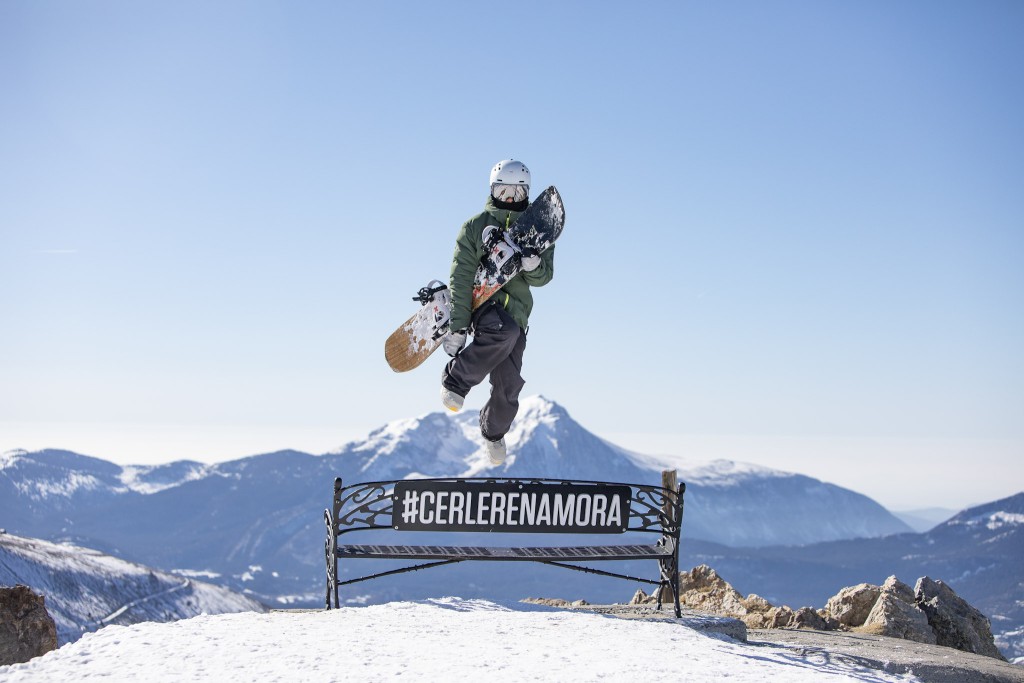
[324,475,685,616]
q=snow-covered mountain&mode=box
[3,397,1020,659]
[326,397,911,545]
[0,532,265,645]
[2,396,909,608]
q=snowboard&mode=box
[384,185,565,373]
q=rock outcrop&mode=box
[628,565,1005,661]
[0,584,58,665]
[861,576,936,644]
[630,565,832,631]
[792,606,834,631]
[916,577,1005,660]
[675,565,749,615]
[823,582,881,627]
[522,597,590,608]
[529,564,1008,662]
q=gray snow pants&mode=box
[441,300,527,442]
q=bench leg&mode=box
[670,561,681,618]
[324,508,338,609]
[658,554,681,618]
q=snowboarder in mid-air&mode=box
[440,160,556,465]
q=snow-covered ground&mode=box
[0,598,920,682]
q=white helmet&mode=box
[489,159,531,187]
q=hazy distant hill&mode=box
[892,507,958,532]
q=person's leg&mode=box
[441,302,519,399]
[479,325,527,441]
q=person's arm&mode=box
[449,219,483,331]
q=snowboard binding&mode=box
[412,280,451,339]
[413,281,449,305]
[481,225,526,278]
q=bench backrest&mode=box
[329,476,684,541]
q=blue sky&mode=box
[2,1,1021,510]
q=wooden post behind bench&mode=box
[661,470,677,518]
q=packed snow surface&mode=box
[0,598,920,682]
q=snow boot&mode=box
[441,387,464,412]
[484,437,506,466]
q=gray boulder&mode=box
[628,589,651,606]
[862,576,936,644]
[762,605,796,629]
[823,582,881,627]
[793,606,834,630]
[916,576,1005,661]
[676,564,749,615]
[0,584,58,665]
[738,593,778,629]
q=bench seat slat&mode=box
[338,544,670,561]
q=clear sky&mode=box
[2,1,1022,511]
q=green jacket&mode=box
[449,196,556,331]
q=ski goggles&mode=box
[491,183,529,203]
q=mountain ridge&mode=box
[0,395,914,608]
[2,396,912,549]
[2,397,1019,659]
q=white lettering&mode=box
[536,494,551,525]
[554,494,575,526]
[449,491,465,525]
[608,494,622,528]
[437,491,448,524]
[507,492,520,526]
[519,492,535,526]
[575,494,592,526]
[477,492,490,523]
[490,492,507,525]
[592,494,608,526]
[400,487,631,530]
[420,491,435,524]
